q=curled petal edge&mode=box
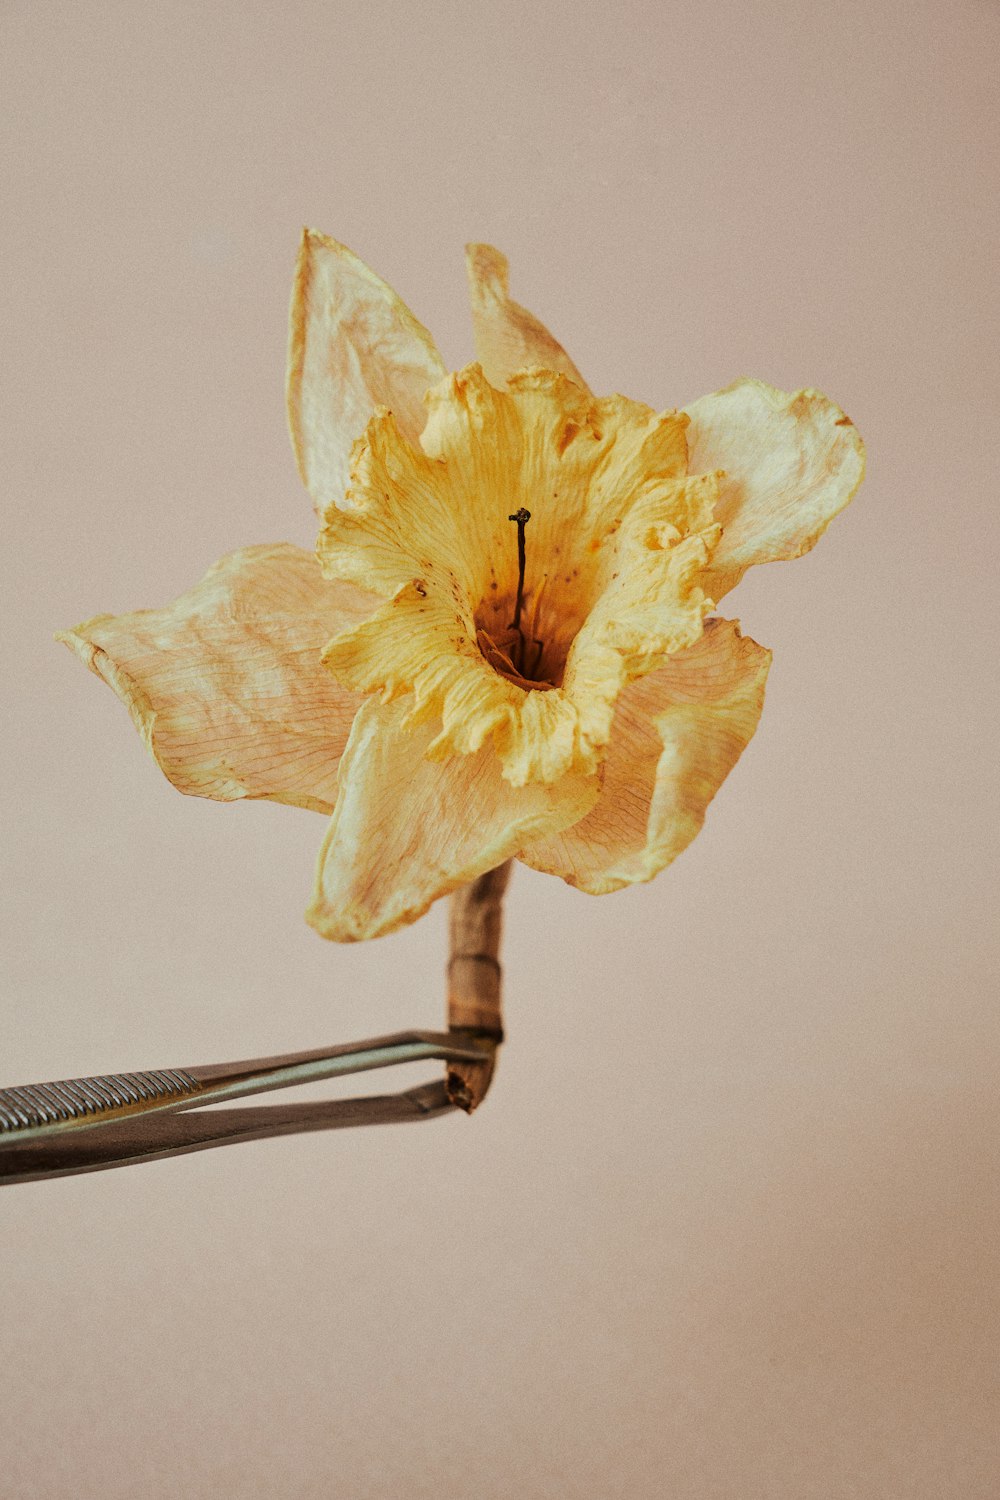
[683,377,866,599]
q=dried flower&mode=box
[59,232,864,940]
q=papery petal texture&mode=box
[287,229,446,514]
[684,378,866,599]
[308,696,598,941]
[316,364,719,788]
[519,617,771,893]
[465,243,589,392]
[58,544,377,813]
[61,224,867,950]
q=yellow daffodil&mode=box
[60,231,865,941]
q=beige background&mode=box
[2,1,998,1495]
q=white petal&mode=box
[58,544,375,813]
[465,243,589,391]
[684,378,865,598]
[519,618,771,892]
[287,229,446,513]
[308,695,597,940]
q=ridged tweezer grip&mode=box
[0,1068,200,1132]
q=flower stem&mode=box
[446,861,511,1112]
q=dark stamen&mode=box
[508,507,531,671]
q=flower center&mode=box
[475,508,562,691]
[506,507,536,674]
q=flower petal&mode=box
[307,695,598,941]
[58,544,377,813]
[287,228,446,514]
[518,617,771,893]
[684,378,866,598]
[465,243,590,392]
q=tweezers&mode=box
[0,1029,497,1186]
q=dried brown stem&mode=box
[446,860,511,1112]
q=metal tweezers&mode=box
[0,1030,497,1186]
